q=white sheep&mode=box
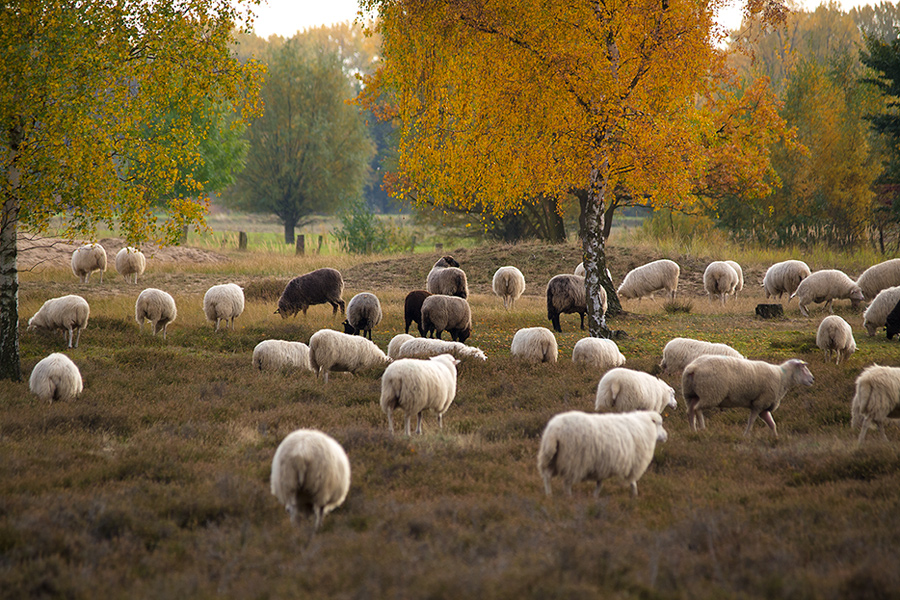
[790,269,865,317]
[815,315,856,365]
[856,258,900,301]
[617,259,680,301]
[252,340,312,372]
[851,365,900,444]
[682,356,814,436]
[703,261,739,305]
[595,368,677,414]
[380,354,460,435]
[27,295,90,349]
[203,283,245,331]
[420,294,472,342]
[659,337,744,374]
[724,260,744,296]
[510,327,558,364]
[397,338,487,362]
[71,243,107,283]
[29,352,83,403]
[537,410,667,497]
[308,329,391,383]
[387,334,416,360]
[115,246,146,284]
[270,429,351,530]
[571,337,626,371]
[862,286,900,336]
[492,266,526,309]
[762,259,811,300]
[135,288,177,339]
[426,256,469,298]
[342,292,382,340]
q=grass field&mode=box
[3,238,900,599]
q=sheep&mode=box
[380,354,460,436]
[387,334,416,360]
[510,327,558,364]
[856,258,900,301]
[492,266,526,309]
[850,365,900,444]
[724,260,744,296]
[862,286,900,336]
[595,368,677,414]
[762,259,811,300]
[270,429,351,530]
[571,337,626,371]
[790,269,865,317]
[403,290,431,336]
[574,262,585,277]
[342,292,382,340]
[203,283,245,331]
[537,410,667,497]
[659,337,744,374]
[134,288,177,339]
[276,268,345,318]
[426,255,468,299]
[546,274,596,333]
[252,340,312,372]
[397,338,487,362]
[71,242,107,283]
[420,294,472,342]
[682,356,814,436]
[29,353,83,403]
[703,261,739,305]
[815,315,856,365]
[115,246,146,284]
[27,295,90,349]
[308,329,391,383]
[617,259,680,301]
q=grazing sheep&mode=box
[682,356,814,436]
[380,354,460,435]
[270,429,351,530]
[492,266,526,309]
[703,261,739,305]
[617,259,680,301]
[276,268,345,318]
[724,260,744,296]
[29,353,83,403]
[762,259,811,300]
[135,288,177,339]
[790,269,865,317]
[537,410,667,497]
[571,337,626,371]
[862,286,900,336]
[203,283,245,331]
[546,274,595,333]
[574,262,585,277]
[71,243,107,283]
[816,315,856,365]
[397,338,487,362]
[426,256,468,299]
[115,247,146,284]
[851,365,900,444]
[27,295,90,349]
[308,329,391,383]
[886,298,900,340]
[252,340,312,372]
[856,258,900,301]
[420,294,472,342]
[659,337,744,374]
[510,327,558,364]
[403,290,431,336]
[342,292,382,340]
[387,334,416,360]
[595,368,677,414]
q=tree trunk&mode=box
[601,197,618,241]
[576,187,622,322]
[578,162,620,337]
[543,196,567,243]
[0,193,21,381]
[283,220,295,245]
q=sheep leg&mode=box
[437,412,443,430]
[74,327,82,349]
[312,507,323,531]
[579,312,585,330]
[857,417,870,445]
[629,481,638,497]
[744,410,761,436]
[404,415,412,437]
[99,271,104,284]
[593,481,604,498]
[542,475,553,496]
[879,423,888,442]
[67,327,74,349]
[415,412,424,435]
[758,410,778,437]
[550,314,561,333]
[825,299,834,314]
[162,324,168,340]
[697,411,706,430]
[386,408,394,435]
[139,319,144,334]
[799,302,809,317]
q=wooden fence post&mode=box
[318,235,324,254]
[238,231,248,250]
[435,243,443,252]
[296,234,305,255]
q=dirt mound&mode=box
[17,235,230,270]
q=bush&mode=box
[334,199,389,254]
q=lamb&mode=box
[71,243,107,283]
[492,266,526,309]
[397,338,487,362]
[571,337,626,371]
[276,268,345,318]
[682,356,814,436]
[790,269,865,317]
[537,410,667,497]
[403,290,431,335]
[308,329,391,383]
[546,274,596,332]
[510,327,558,364]
[850,365,900,444]
[659,337,744,374]
[617,259,680,301]
[380,354,460,436]
[252,340,312,372]
[595,368,677,414]
[387,334,416,360]
[203,283,245,331]
[856,258,900,301]
[135,288,177,339]
[426,255,468,299]
[342,292,382,340]
[27,294,90,349]
[703,261,739,305]
[270,428,351,530]
[420,294,472,342]
[29,353,83,403]
[862,286,900,336]
[115,246,146,284]
[724,260,744,296]
[815,315,856,365]
[762,259,811,300]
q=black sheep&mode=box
[276,268,345,318]
[404,290,431,335]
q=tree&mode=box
[0,0,263,380]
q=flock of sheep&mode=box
[21,243,900,531]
